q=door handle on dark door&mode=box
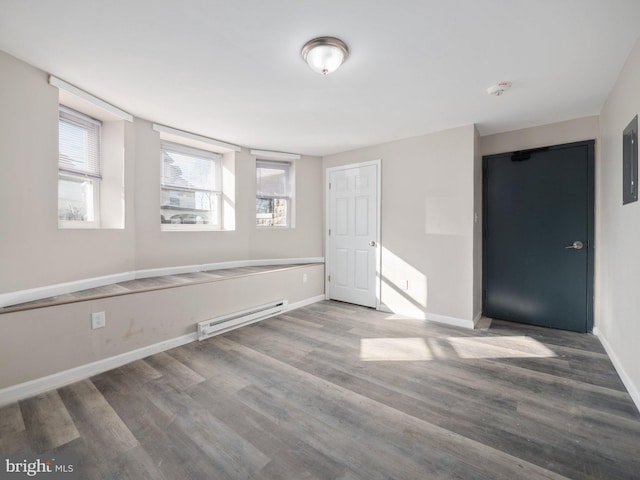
[565,241,584,250]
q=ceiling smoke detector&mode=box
[487,81,512,96]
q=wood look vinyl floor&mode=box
[1,301,639,479]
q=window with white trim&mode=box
[160,141,222,229]
[256,160,291,227]
[57,106,101,226]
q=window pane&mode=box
[160,142,222,229]
[59,120,90,170]
[256,197,273,218]
[256,163,289,197]
[58,108,101,177]
[58,175,95,222]
[161,189,220,225]
[256,197,288,227]
[162,149,216,191]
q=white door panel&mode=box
[335,249,349,286]
[335,197,349,235]
[354,250,369,290]
[354,196,369,236]
[327,163,378,308]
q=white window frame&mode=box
[51,76,132,230]
[160,141,223,231]
[256,160,293,228]
[57,106,102,228]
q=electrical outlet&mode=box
[303,273,308,284]
[91,311,106,329]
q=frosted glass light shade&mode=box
[301,37,349,75]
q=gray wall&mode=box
[480,116,599,156]
[0,264,324,389]
[3,41,640,409]
[0,51,137,292]
[597,37,640,404]
[0,50,324,292]
[472,127,482,320]
[324,125,479,325]
[0,50,325,390]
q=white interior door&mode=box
[327,162,379,308]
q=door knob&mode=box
[369,240,377,247]
[564,241,584,250]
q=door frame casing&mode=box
[482,140,595,332]
[325,159,382,309]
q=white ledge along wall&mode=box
[0,50,324,396]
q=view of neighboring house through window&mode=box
[256,160,291,227]
[160,141,222,228]
[58,106,101,226]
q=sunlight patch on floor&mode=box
[447,336,556,359]
[360,338,432,361]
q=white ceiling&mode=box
[1,1,639,156]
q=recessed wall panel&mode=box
[335,177,349,192]
[355,175,369,191]
[355,196,369,236]
[335,249,349,286]
[354,250,369,290]
[335,198,349,236]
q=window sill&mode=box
[59,221,101,229]
[161,224,230,232]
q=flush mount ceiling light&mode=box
[301,37,349,75]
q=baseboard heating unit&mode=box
[197,300,288,340]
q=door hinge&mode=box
[328,275,331,282]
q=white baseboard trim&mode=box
[425,312,475,329]
[0,293,326,407]
[0,257,325,308]
[0,332,197,408]
[0,272,136,308]
[286,294,326,311]
[593,327,640,413]
[377,303,393,313]
[373,303,474,329]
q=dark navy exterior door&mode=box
[483,141,594,333]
